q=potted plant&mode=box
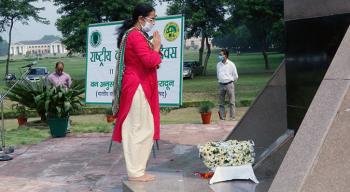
[198,101,214,124]
[35,85,84,137]
[105,108,115,123]
[12,104,28,126]
[6,79,47,122]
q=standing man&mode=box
[217,49,238,120]
[48,61,72,89]
[48,61,72,133]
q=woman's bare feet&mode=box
[128,173,156,182]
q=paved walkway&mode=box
[0,121,237,192]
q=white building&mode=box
[10,39,67,56]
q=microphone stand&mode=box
[0,66,33,161]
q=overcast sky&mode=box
[0,1,168,42]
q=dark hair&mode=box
[56,61,64,68]
[220,49,229,58]
[117,3,155,47]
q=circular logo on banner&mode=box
[164,22,179,42]
[90,30,102,48]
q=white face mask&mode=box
[141,18,154,33]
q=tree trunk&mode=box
[262,51,269,70]
[198,34,205,74]
[203,35,211,76]
[262,38,269,70]
[5,18,14,76]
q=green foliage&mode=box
[225,0,284,68]
[0,0,49,75]
[165,0,226,38]
[0,39,8,56]
[268,19,285,51]
[40,35,61,41]
[6,79,84,119]
[105,107,113,115]
[11,104,28,118]
[198,101,215,113]
[0,0,49,30]
[212,25,252,51]
[164,0,227,74]
[35,83,85,118]
[227,0,283,41]
[6,79,47,119]
[53,0,154,53]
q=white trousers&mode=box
[122,84,154,177]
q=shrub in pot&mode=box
[6,79,47,121]
[35,85,84,137]
[198,101,215,124]
[105,108,115,123]
[12,104,28,126]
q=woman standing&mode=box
[112,4,162,182]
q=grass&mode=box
[5,127,50,146]
[183,50,284,105]
[0,55,86,90]
[160,107,249,124]
[0,50,284,109]
[3,107,251,147]
[70,114,112,133]
[183,73,271,106]
[0,50,284,147]
[0,49,283,81]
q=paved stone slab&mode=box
[0,121,235,192]
[300,88,350,191]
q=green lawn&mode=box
[0,49,283,80]
[0,50,284,105]
[0,56,86,82]
[0,50,284,147]
[183,73,272,106]
[183,50,283,105]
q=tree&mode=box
[226,0,283,69]
[212,25,252,51]
[0,40,9,56]
[268,19,285,51]
[0,0,49,76]
[53,0,154,53]
[164,0,226,75]
[40,35,61,41]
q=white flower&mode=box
[198,139,256,169]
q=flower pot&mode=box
[17,117,27,126]
[47,117,69,138]
[106,115,115,123]
[201,112,212,124]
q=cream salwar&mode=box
[122,84,154,177]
